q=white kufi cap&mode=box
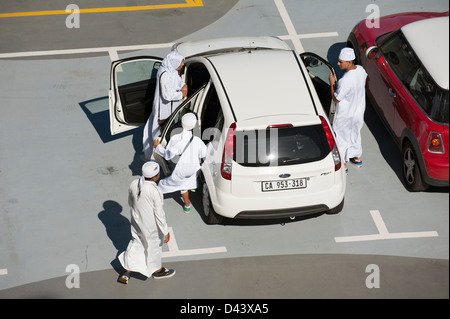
[138,161,160,197]
[339,47,356,61]
[181,112,197,131]
[142,160,160,178]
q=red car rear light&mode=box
[221,122,236,180]
[428,131,445,154]
[320,116,342,171]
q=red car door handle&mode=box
[389,88,397,98]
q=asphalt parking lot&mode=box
[0,0,448,303]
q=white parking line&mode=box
[162,227,227,258]
[335,210,439,243]
[0,269,7,275]
[0,42,174,59]
[274,0,304,53]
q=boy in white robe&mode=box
[118,161,175,284]
[329,47,368,173]
[153,113,207,213]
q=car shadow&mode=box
[79,96,146,176]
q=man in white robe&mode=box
[118,161,175,284]
[329,47,368,173]
[153,113,207,213]
[143,51,188,159]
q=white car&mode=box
[109,36,346,224]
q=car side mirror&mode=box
[365,46,379,60]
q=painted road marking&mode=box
[0,29,339,60]
[162,227,227,258]
[0,42,175,59]
[274,0,304,53]
[335,210,439,243]
[0,269,7,275]
[0,0,203,18]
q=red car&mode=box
[347,12,449,191]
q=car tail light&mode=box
[221,122,236,180]
[320,116,342,171]
[427,131,445,154]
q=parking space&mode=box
[0,0,448,299]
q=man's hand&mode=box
[164,232,170,243]
[328,72,336,87]
[153,138,161,149]
[181,84,188,98]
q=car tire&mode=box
[201,180,223,225]
[347,33,361,65]
[402,141,429,192]
[326,198,344,215]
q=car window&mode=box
[380,32,449,124]
[234,125,329,167]
[162,85,204,141]
[114,59,160,124]
[200,84,224,142]
[186,62,211,96]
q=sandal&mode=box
[152,267,176,279]
[350,158,363,167]
[119,272,130,284]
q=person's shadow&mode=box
[97,201,131,275]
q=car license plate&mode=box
[261,178,307,192]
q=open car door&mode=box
[109,56,162,135]
[300,53,337,124]
[151,83,208,176]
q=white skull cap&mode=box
[339,47,356,61]
[181,113,197,131]
[142,160,160,178]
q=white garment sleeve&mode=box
[153,189,169,236]
[160,73,183,102]
[335,77,351,103]
[155,143,179,161]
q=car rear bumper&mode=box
[212,180,345,219]
[423,155,449,187]
[235,204,329,219]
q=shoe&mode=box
[119,272,130,284]
[345,168,348,175]
[350,158,363,167]
[152,267,176,279]
[183,205,191,214]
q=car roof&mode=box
[206,49,317,122]
[174,36,291,58]
[401,16,449,89]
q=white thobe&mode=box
[142,70,185,159]
[155,131,207,194]
[333,65,367,162]
[118,179,169,277]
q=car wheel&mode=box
[202,180,223,225]
[326,198,344,215]
[402,141,428,192]
[347,33,361,65]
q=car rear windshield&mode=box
[234,124,330,167]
